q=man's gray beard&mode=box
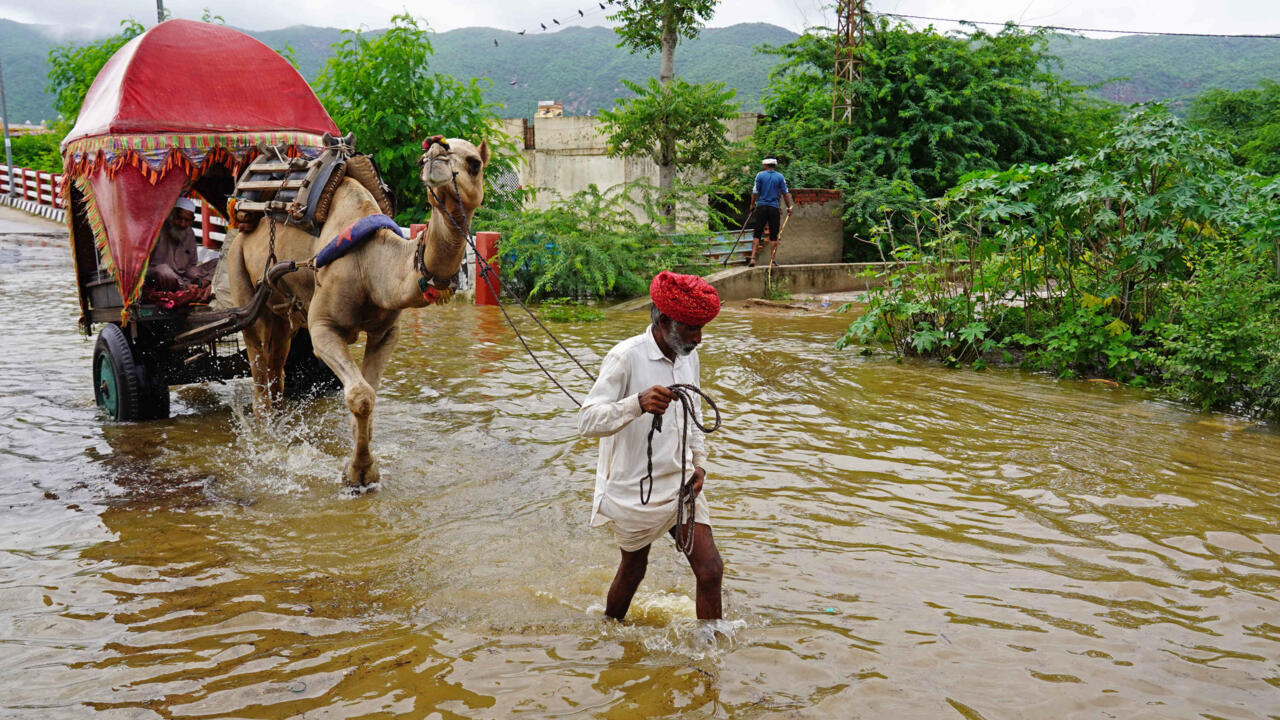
[163,223,189,244]
[663,324,697,357]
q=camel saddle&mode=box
[232,132,396,236]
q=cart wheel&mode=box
[284,329,342,399]
[93,324,143,421]
[93,325,171,421]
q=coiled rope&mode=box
[642,383,721,555]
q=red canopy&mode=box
[62,19,339,321]
[65,19,338,142]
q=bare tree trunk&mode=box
[658,1,678,233]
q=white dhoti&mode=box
[594,472,711,552]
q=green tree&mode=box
[314,13,511,220]
[598,76,737,220]
[46,19,146,126]
[754,19,1116,255]
[1188,81,1280,176]
[603,0,729,231]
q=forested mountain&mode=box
[1048,34,1280,111]
[0,19,64,125]
[3,17,1279,124]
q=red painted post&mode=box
[474,231,501,306]
[200,199,215,248]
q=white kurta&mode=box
[577,326,710,551]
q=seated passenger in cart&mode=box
[145,197,217,304]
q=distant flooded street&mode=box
[2,230,1278,718]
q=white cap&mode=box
[175,197,196,213]
[762,157,778,165]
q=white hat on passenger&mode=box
[762,157,778,165]
[174,197,196,213]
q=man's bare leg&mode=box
[673,522,723,620]
[748,237,761,267]
[606,544,651,620]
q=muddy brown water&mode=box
[2,234,1279,719]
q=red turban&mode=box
[649,271,720,326]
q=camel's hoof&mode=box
[340,481,381,498]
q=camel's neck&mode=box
[420,188,470,279]
[367,192,470,311]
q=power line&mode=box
[497,0,616,43]
[880,12,1280,39]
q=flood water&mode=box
[2,231,1279,719]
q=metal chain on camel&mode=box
[642,383,722,555]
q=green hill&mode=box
[0,19,60,124]
[252,22,797,117]
[1049,34,1280,111]
[4,18,1280,125]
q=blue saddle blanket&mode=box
[314,214,404,269]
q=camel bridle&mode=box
[413,136,470,304]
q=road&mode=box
[0,202,65,236]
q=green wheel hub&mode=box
[95,353,119,417]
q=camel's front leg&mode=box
[309,320,381,489]
[360,322,400,390]
[242,314,293,415]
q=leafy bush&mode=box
[839,107,1280,418]
[1156,247,1280,415]
[481,183,705,301]
[1025,301,1147,380]
[7,132,62,173]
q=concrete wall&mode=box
[614,262,969,310]
[703,264,891,302]
[768,189,842,265]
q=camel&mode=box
[226,137,490,489]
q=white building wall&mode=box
[497,113,759,220]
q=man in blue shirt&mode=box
[748,157,793,267]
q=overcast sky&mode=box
[0,0,1275,39]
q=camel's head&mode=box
[420,136,490,211]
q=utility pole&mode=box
[156,1,165,23]
[828,0,869,161]
[0,56,15,198]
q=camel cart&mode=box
[63,19,341,421]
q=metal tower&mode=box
[829,0,869,160]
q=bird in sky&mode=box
[553,18,560,24]
[540,22,547,30]
[578,9,584,16]
[518,29,526,35]
[493,39,499,46]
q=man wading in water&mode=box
[578,271,724,621]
